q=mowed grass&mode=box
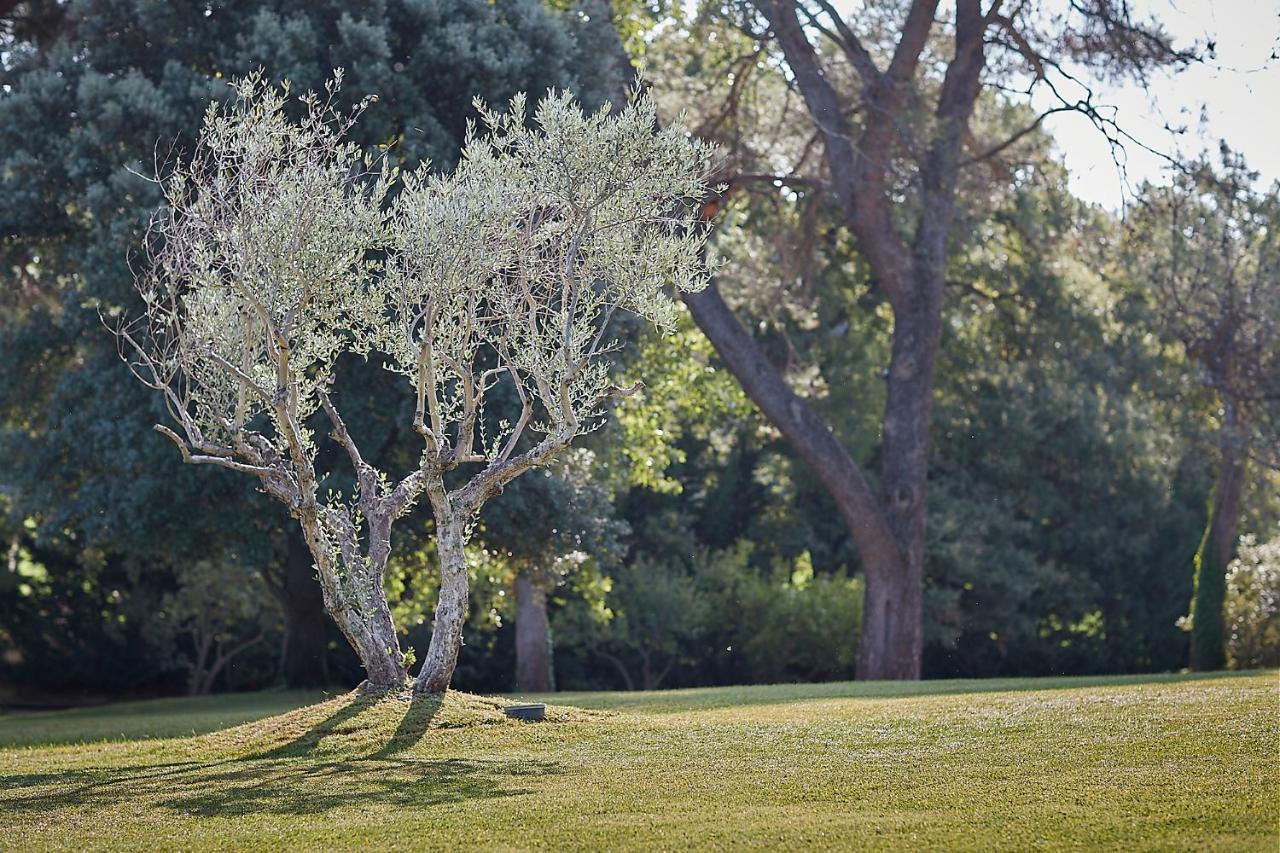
[0,672,1275,850]
[0,690,329,748]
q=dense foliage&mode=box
[1,0,1276,698]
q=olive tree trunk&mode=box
[297,506,407,693]
[514,571,555,692]
[415,513,470,694]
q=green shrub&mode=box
[1223,534,1280,670]
[555,542,862,689]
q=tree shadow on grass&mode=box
[369,692,444,758]
[246,692,389,760]
[0,755,559,818]
[156,755,557,817]
[244,689,444,760]
[0,693,559,818]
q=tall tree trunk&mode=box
[1189,405,1247,671]
[514,571,555,692]
[276,528,331,688]
[415,515,470,694]
[861,285,944,679]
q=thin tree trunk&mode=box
[596,648,636,691]
[1190,404,1247,671]
[276,528,331,688]
[514,571,555,693]
[202,632,265,695]
[415,515,470,694]
[188,624,212,696]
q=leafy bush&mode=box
[1224,534,1280,670]
[698,545,862,684]
[555,542,862,689]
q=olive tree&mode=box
[119,74,713,694]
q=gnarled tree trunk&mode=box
[515,571,555,692]
[298,506,407,693]
[415,514,470,694]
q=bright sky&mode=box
[1039,0,1280,210]
[817,0,1280,209]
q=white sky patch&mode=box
[1037,0,1280,210]
[820,0,1279,210]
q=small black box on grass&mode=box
[504,703,546,721]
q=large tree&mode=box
[604,0,1193,677]
[1125,153,1280,671]
[121,77,712,693]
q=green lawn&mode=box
[1,672,1275,850]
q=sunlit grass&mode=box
[1,671,1275,850]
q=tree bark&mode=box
[514,571,555,693]
[350,581,407,692]
[1189,404,1247,671]
[299,511,407,693]
[276,528,331,688]
[414,514,470,694]
[862,285,945,678]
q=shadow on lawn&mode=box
[245,689,445,760]
[0,693,559,818]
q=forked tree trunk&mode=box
[514,571,555,692]
[415,515,470,694]
[348,590,407,692]
[1189,405,1247,672]
[299,513,407,693]
[321,579,405,692]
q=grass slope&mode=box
[0,672,1275,850]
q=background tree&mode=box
[602,0,1195,678]
[1125,153,1280,671]
[146,560,274,695]
[480,451,626,693]
[614,6,1238,679]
